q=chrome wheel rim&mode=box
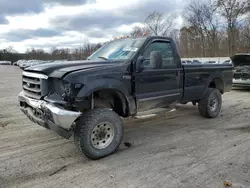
[209,96,218,111]
[91,122,115,149]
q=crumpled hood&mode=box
[25,60,116,77]
[231,54,250,67]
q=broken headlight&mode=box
[61,81,83,102]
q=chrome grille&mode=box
[22,72,48,99]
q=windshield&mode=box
[88,38,146,61]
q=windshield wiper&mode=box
[98,56,111,61]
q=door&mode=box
[134,40,182,111]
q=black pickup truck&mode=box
[18,36,233,159]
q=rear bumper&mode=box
[18,91,81,139]
[233,79,250,87]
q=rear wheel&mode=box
[74,108,123,160]
[198,88,222,118]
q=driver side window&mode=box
[143,41,175,69]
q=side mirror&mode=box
[150,51,162,69]
[136,56,145,73]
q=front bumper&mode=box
[18,91,81,139]
[233,79,250,87]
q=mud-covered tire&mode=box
[198,88,222,118]
[74,108,123,160]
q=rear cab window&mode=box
[143,41,175,69]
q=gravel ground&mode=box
[0,66,250,188]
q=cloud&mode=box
[1,28,62,42]
[0,0,44,15]
[0,15,8,24]
[0,0,44,25]
[0,0,92,15]
[49,0,185,40]
[44,0,92,5]
[82,23,142,38]
[0,0,188,52]
[85,30,108,38]
[51,11,136,32]
[0,0,93,25]
[50,0,184,32]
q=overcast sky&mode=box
[0,0,187,52]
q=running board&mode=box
[135,107,176,119]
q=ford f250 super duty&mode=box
[18,36,233,159]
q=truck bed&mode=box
[181,64,233,102]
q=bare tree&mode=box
[72,48,81,60]
[169,29,180,51]
[131,26,150,36]
[70,42,102,60]
[242,15,250,40]
[144,12,175,36]
[217,0,250,55]
[1,46,16,54]
[182,1,207,56]
[202,0,221,56]
[179,27,190,57]
[240,14,250,52]
[83,42,94,57]
[179,26,205,57]
[6,46,16,53]
[183,0,223,56]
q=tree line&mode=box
[0,43,102,63]
[132,0,250,57]
[1,0,250,63]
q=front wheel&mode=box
[198,88,222,118]
[74,108,124,160]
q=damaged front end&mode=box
[19,91,81,139]
[231,54,250,87]
[19,72,82,139]
[233,66,250,80]
[44,79,84,110]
